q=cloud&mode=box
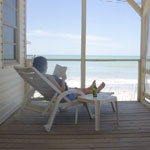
[87,35,111,41]
[27,29,111,41]
[27,30,51,37]
[87,41,121,48]
[56,33,80,40]
[27,29,122,49]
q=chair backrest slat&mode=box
[14,66,61,99]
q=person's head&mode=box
[32,56,47,73]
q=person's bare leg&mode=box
[76,81,105,95]
[87,80,96,89]
[97,82,105,93]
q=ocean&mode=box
[30,55,140,101]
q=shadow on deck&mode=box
[0,101,150,150]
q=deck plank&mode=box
[0,101,150,150]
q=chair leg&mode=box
[83,103,94,119]
[75,105,78,124]
[111,102,115,112]
[44,98,60,132]
[115,101,119,125]
[44,105,58,132]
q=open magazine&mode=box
[53,64,67,79]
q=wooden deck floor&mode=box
[0,101,150,150]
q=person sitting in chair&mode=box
[32,56,105,100]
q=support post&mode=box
[143,0,150,17]
[127,0,142,16]
[140,0,147,101]
[137,60,141,101]
[81,0,86,88]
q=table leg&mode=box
[83,103,94,119]
[111,102,115,112]
[75,105,78,124]
[115,101,119,125]
[94,100,101,131]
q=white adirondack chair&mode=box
[14,66,92,132]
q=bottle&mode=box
[93,82,97,97]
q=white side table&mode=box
[78,92,119,131]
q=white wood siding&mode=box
[0,0,26,124]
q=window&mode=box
[2,0,18,62]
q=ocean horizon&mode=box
[28,54,140,59]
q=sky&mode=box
[27,0,141,56]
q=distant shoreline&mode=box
[27,54,140,60]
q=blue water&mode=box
[29,54,139,82]
[39,55,139,81]
[34,55,139,60]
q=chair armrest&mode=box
[57,89,85,102]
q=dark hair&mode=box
[32,56,47,73]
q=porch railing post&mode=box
[81,0,86,88]
[140,1,147,101]
[137,60,141,101]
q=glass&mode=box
[3,44,15,59]
[4,0,16,8]
[3,25,16,43]
[3,4,17,26]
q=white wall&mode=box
[0,0,26,124]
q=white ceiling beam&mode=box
[142,0,150,17]
[127,0,142,16]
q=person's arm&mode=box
[48,76,66,92]
[61,74,67,91]
[61,79,66,91]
